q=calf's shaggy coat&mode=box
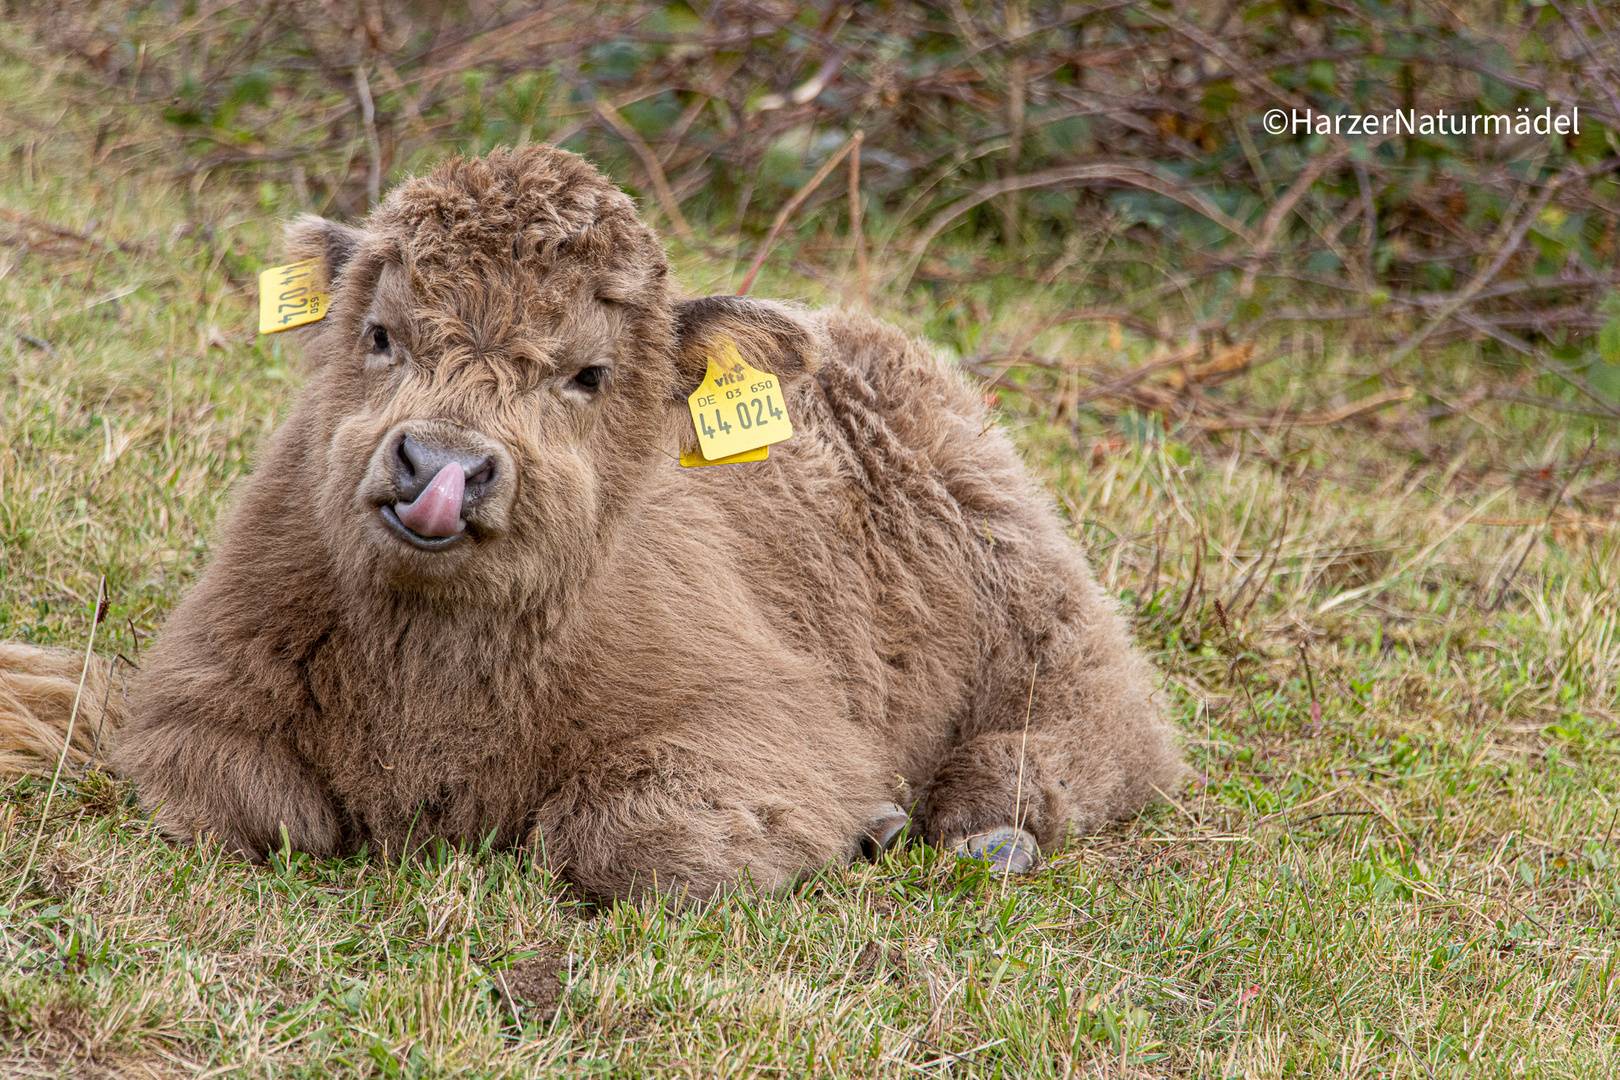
[0,145,1182,899]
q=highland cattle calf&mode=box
[0,145,1182,900]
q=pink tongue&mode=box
[395,462,466,538]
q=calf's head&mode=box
[280,145,824,609]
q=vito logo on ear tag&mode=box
[681,336,793,467]
[258,259,330,334]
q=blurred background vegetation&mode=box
[8,0,1620,425]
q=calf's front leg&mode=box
[528,730,893,902]
[114,674,340,861]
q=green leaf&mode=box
[228,68,273,108]
[1599,316,1620,365]
[1202,80,1240,117]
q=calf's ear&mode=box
[672,296,826,395]
[282,215,364,286]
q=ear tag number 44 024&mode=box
[258,259,330,334]
[681,337,794,467]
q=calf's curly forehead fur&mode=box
[381,147,663,271]
[0,143,1184,902]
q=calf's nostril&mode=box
[397,435,420,478]
[467,459,495,488]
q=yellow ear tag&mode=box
[679,444,770,467]
[257,259,330,334]
[682,336,794,466]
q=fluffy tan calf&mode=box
[0,145,1181,900]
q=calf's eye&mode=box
[571,365,607,392]
[369,326,391,354]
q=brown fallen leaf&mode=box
[1163,342,1255,391]
[851,940,910,984]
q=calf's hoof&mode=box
[858,803,910,861]
[952,827,1039,874]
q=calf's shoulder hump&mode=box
[809,308,985,424]
[803,307,1041,521]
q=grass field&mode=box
[3,40,1620,1080]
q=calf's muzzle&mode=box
[377,428,504,549]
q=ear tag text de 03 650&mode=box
[258,259,330,334]
[681,336,793,467]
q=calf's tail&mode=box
[0,642,127,777]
